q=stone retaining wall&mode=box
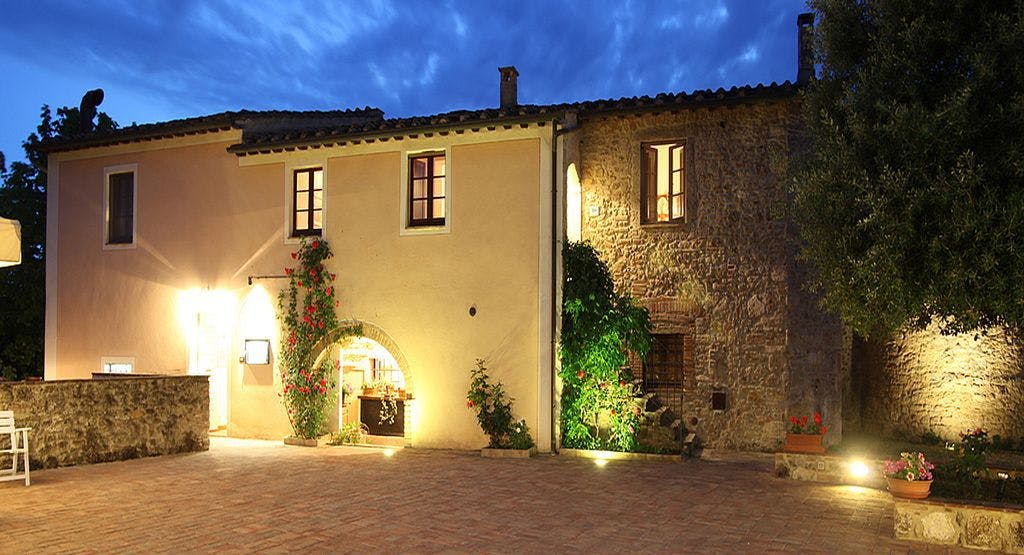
[774,452,886,488]
[852,323,1024,444]
[0,376,209,469]
[894,497,1024,553]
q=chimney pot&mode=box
[499,66,519,109]
[797,13,815,84]
[79,88,105,133]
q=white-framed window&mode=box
[284,162,327,243]
[400,146,451,236]
[101,356,134,374]
[103,164,138,249]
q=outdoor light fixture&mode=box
[848,460,870,480]
[382,449,395,457]
[243,339,271,365]
[594,458,608,467]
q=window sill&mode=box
[639,220,688,229]
[400,223,450,237]
[102,242,137,251]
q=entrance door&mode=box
[188,310,231,431]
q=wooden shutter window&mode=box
[107,172,134,244]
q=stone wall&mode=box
[0,376,209,469]
[894,497,1024,552]
[578,99,845,450]
[853,323,1024,443]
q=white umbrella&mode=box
[0,217,21,267]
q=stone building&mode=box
[38,13,1016,452]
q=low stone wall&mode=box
[894,497,1024,553]
[774,452,886,488]
[0,376,209,469]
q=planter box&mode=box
[481,446,537,459]
[283,436,325,447]
[559,448,681,462]
[783,433,825,454]
[894,497,1024,553]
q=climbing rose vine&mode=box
[278,238,340,439]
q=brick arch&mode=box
[311,320,414,397]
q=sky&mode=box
[0,0,808,165]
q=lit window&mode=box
[293,168,323,236]
[641,141,685,223]
[106,171,135,244]
[102,360,133,374]
[408,153,445,227]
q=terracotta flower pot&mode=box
[783,433,825,454]
[887,477,932,499]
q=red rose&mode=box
[310,268,316,276]
[800,415,808,425]
[297,281,303,287]
[312,240,320,249]
[326,287,333,296]
[331,273,337,281]
[790,416,798,424]
[610,409,617,416]
[814,412,822,425]
[291,252,297,259]
[284,267,293,275]
[821,426,827,434]
[466,400,474,408]
[577,370,585,379]
[619,380,625,387]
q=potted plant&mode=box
[466,358,536,457]
[783,412,826,454]
[884,451,935,499]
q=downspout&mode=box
[550,116,580,453]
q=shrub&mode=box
[466,359,534,449]
[560,241,651,452]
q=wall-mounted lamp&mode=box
[242,339,271,365]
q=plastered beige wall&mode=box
[50,131,546,449]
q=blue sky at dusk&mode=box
[0,0,807,164]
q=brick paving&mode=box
[0,438,976,553]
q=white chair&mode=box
[0,411,30,486]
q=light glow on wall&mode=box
[566,163,582,242]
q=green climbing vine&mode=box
[560,241,652,451]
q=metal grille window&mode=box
[643,333,685,388]
[293,168,323,236]
[107,171,134,244]
[641,141,685,223]
[408,153,446,227]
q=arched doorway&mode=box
[312,320,415,446]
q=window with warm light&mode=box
[106,171,135,245]
[292,167,323,236]
[101,357,134,374]
[641,141,685,223]
[408,153,445,227]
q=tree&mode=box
[792,0,1024,336]
[0,105,116,380]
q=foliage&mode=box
[559,241,651,452]
[379,395,398,426]
[466,358,534,449]
[788,412,826,435]
[884,452,935,482]
[277,238,356,438]
[792,0,1024,335]
[936,428,991,496]
[0,105,116,380]
[328,422,368,446]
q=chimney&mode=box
[797,13,815,84]
[499,66,519,109]
[79,88,105,133]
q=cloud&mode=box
[0,0,807,161]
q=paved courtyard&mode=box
[1,438,974,553]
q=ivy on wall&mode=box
[560,241,652,451]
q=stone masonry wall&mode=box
[854,323,1024,443]
[0,376,209,469]
[578,99,844,450]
